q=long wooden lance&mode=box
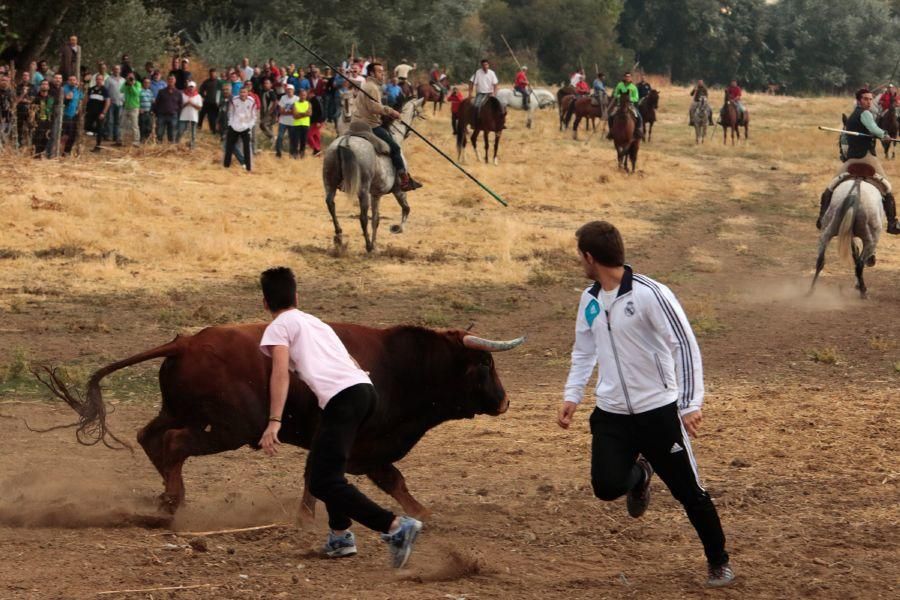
[280,32,510,208]
[499,33,537,104]
[818,126,900,143]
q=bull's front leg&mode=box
[367,464,431,520]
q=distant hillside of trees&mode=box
[3,0,900,93]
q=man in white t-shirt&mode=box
[468,59,500,116]
[257,267,423,568]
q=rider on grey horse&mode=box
[514,66,531,110]
[817,87,900,235]
[352,63,421,192]
[689,79,714,126]
[469,59,500,119]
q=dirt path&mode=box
[1,91,898,599]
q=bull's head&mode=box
[453,332,526,416]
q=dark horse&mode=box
[416,82,444,115]
[569,96,609,139]
[638,89,660,142]
[456,96,506,165]
[557,85,575,129]
[877,102,898,159]
[720,92,749,145]
[610,94,640,172]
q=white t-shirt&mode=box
[470,69,499,94]
[394,63,413,79]
[598,286,619,312]
[259,309,371,408]
[278,94,297,125]
[242,66,254,82]
[180,93,202,122]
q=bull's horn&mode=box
[463,334,526,352]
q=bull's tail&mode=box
[337,140,360,199]
[837,184,859,265]
[32,337,185,450]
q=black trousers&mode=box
[590,402,729,567]
[372,125,405,172]
[307,384,395,533]
[224,127,251,171]
[85,111,104,148]
[295,124,308,156]
[199,103,218,132]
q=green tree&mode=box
[481,0,627,83]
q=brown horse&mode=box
[569,96,609,139]
[610,95,640,172]
[416,83,444,115]
[457,96,506,165]
[877,102,898,159]
[720,93,749,145]
[638,89,660,142]
[557,85,575,129]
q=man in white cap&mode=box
[515,65,531,110]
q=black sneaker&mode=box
[706,563,736,588]
[626,456,653,518]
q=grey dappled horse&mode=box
[323,98,423,253]
[811,178,884,298]
[496,88,556,129]
[691,96,712,144]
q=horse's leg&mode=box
[810,238,829,294]
[358,189,373,253]
[572,114,581,140]
[325,186,343,248]
[390,189,410,234]
[470,128,479,162]
[483,130,490,164]
[493,131,500,165]
[855,255,867,298]
[370,193,382,251]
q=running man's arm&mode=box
[559,294,597,428]
[645,285,704,416]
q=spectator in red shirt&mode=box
[448,86,464,135]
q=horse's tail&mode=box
[836,183,859,264]
[337,139,360,198]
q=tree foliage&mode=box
[3,0,900,93]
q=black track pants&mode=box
[590,402,729,567]
[307,384,396,533]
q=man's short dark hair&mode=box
[481,59,489,64]
[856,88,872,101]
[623,71,631,76]
[367,62,382,75]
[261,267,297,311]
[576,221,625,267]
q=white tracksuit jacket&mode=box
[564,267,704,416]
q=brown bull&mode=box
[39,323,523,520]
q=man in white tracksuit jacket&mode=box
[558,221,735,588]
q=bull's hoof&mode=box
[157,493,181,514]
[389,224,403,234]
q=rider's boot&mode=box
[883,192,900,234]
[816,189,832,230]
[398,170,422,192]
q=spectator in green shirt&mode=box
[607,72,643,140]
[121,72,142,146]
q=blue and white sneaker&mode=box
[323,531,357,558]
[381,516,423,568]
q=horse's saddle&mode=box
[347,121,391,155]
[590,94,604,107]
[841,163,889,196]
